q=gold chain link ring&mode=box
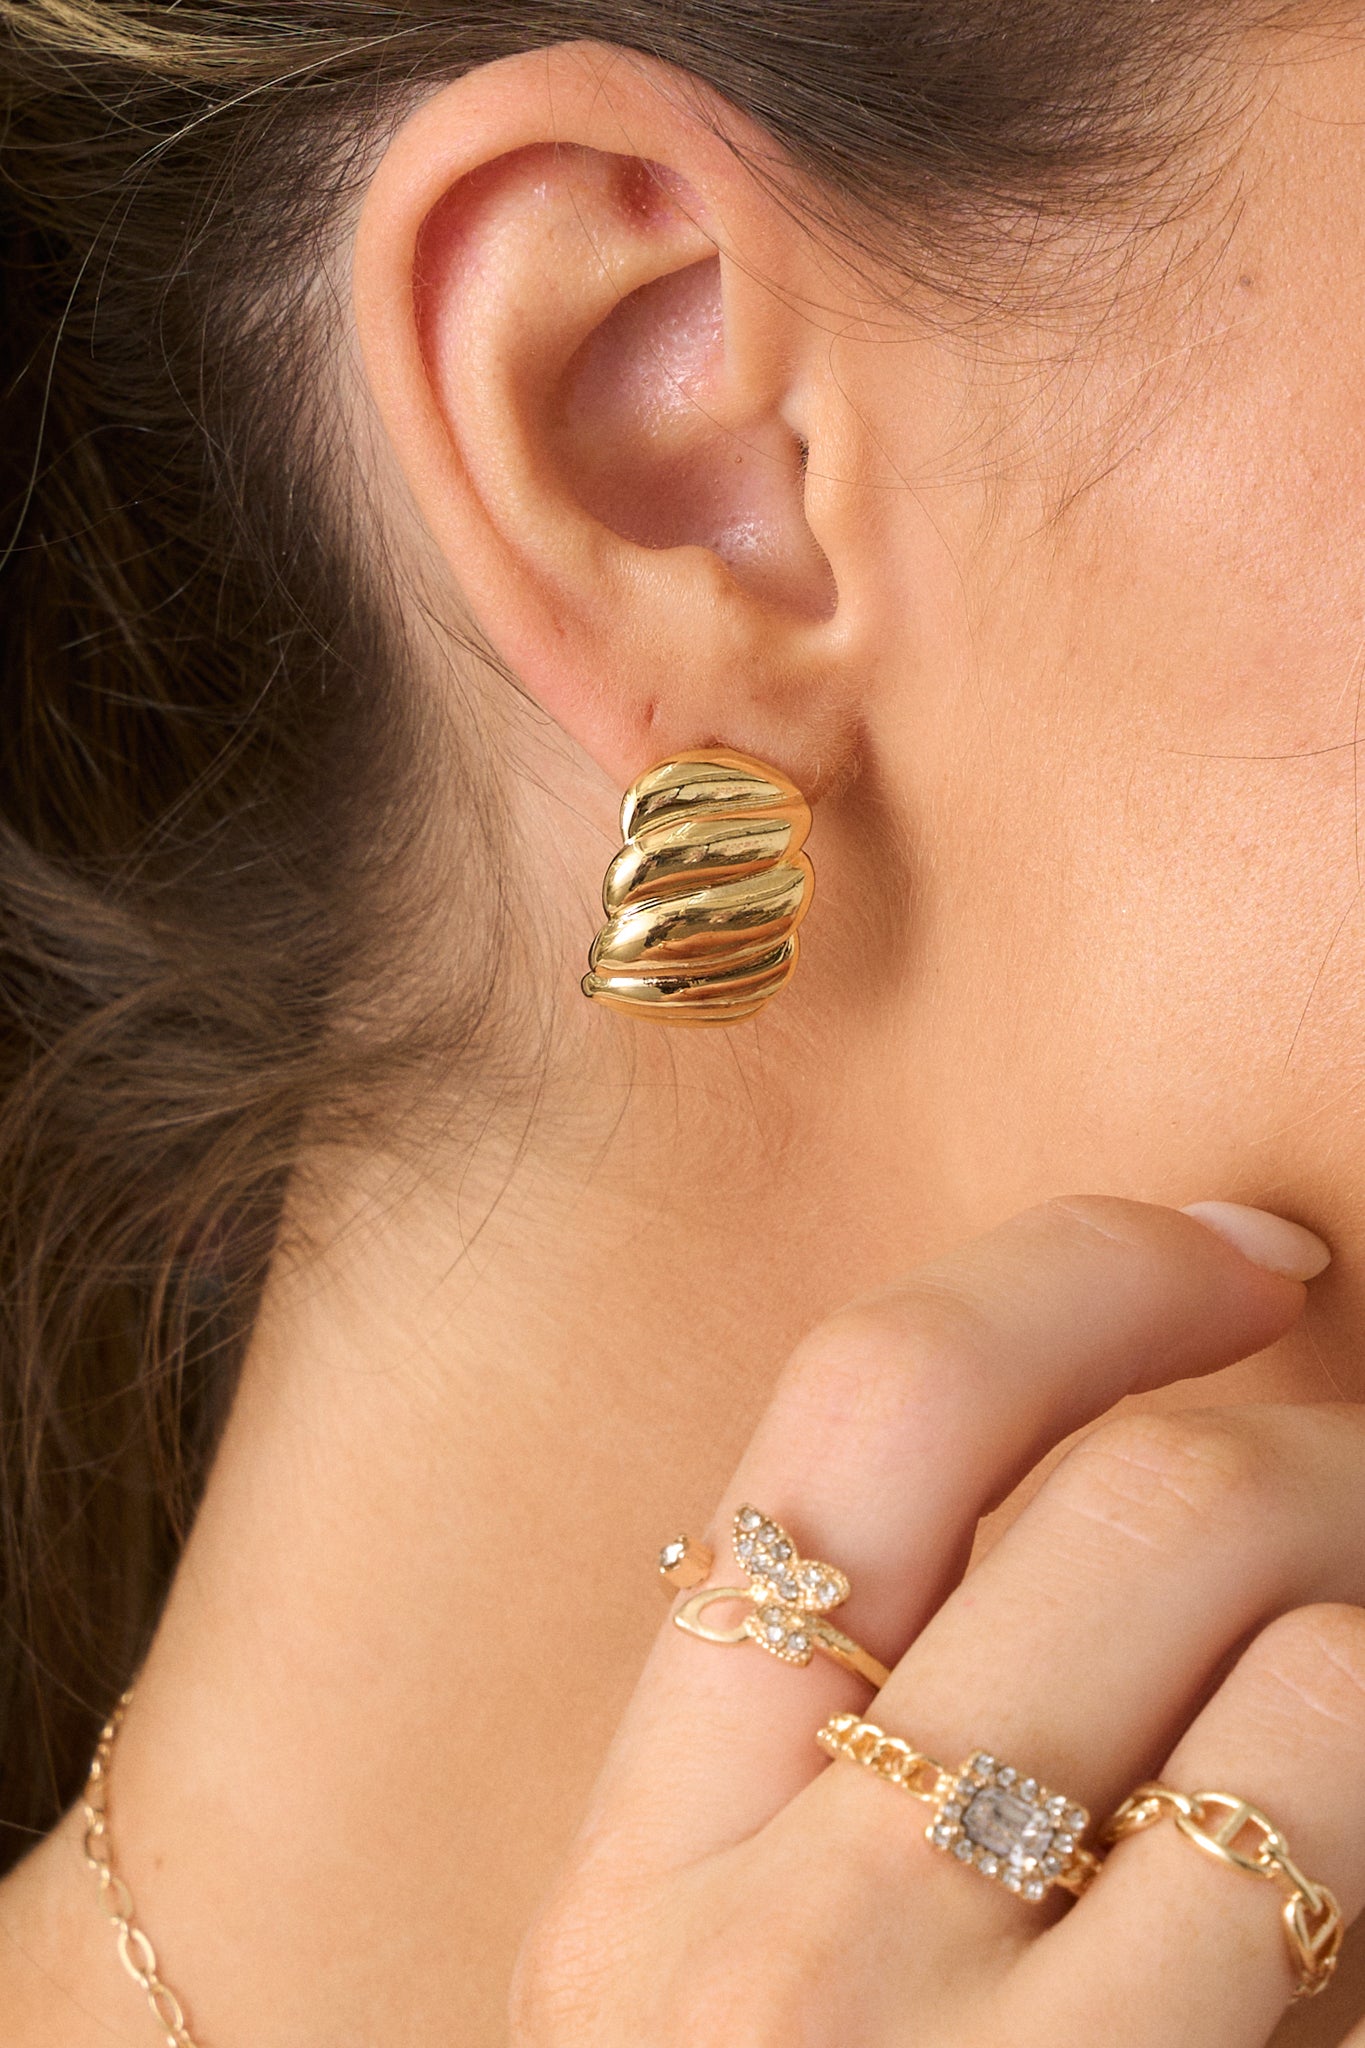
[83,1691,203,2048]
[1101,1782,1343,1998]
[818,1713,1102,1902]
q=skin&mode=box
[5,17,1365,2046]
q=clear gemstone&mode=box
[942,1804,962,1821]
[1019,1779,1038,1800]
[1002,1871,1022,1892]
[659,1538,686,1570]
[953,1839,974,1861]
[1052,1834,1074,1856]
[1023,1879,1046,1902]
[788,1633,808,1654]
[996,1767,1017,1787]
[1047,1794,1068,1817]
[932,1824,955,1846]
[971,1754,996,1776]
[1067,1809,1087,1833]
[738,1509,761,1530]
[1042,1855,1062,1876]
[978,1853,1000,1876]
[962,1787,1056,1863]
[765,1624,785,1643]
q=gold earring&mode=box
[582,750,814,1025]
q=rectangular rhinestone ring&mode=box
[928,1753,1095,1900]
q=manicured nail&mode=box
[1181,1201,1331,1280]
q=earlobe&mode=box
[352,45,853,794]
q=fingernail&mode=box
[1181,1201,1331,1280]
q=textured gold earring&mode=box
[582,750,814,1025]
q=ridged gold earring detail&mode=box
[582,750,814,1025]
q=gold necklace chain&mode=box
[82,1690,203,2048]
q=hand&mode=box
[510,1198,1364,2047]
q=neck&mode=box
[2,1020,1350,2046]
[50,1035,907,2045]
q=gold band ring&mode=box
[818,1713,1101,1901]
[1102,1784,1342,1998]
[659,1506,891,1690]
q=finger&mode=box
[1034,1603,1365,2044]
[830,1403,1365,1945]
[587,1198,1313,1868]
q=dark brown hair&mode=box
[0,0,1280,1871]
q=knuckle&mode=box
[511,1864,843,2048]
[1240,1604,1365,1740]
[781,1286,992,1443]
[683,1880,846,2048]
[1051,1410,1274,1554]
[673,1960,826,2048]
[509,1884,620,2044]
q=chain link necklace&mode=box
[82,1692,202,2048]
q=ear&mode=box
[352,42,859,796]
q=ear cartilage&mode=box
[582,750,813,1025]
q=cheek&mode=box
[903,277,1365,1195]
[1082,290,1365,1055]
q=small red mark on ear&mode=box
[615,156,680,228]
